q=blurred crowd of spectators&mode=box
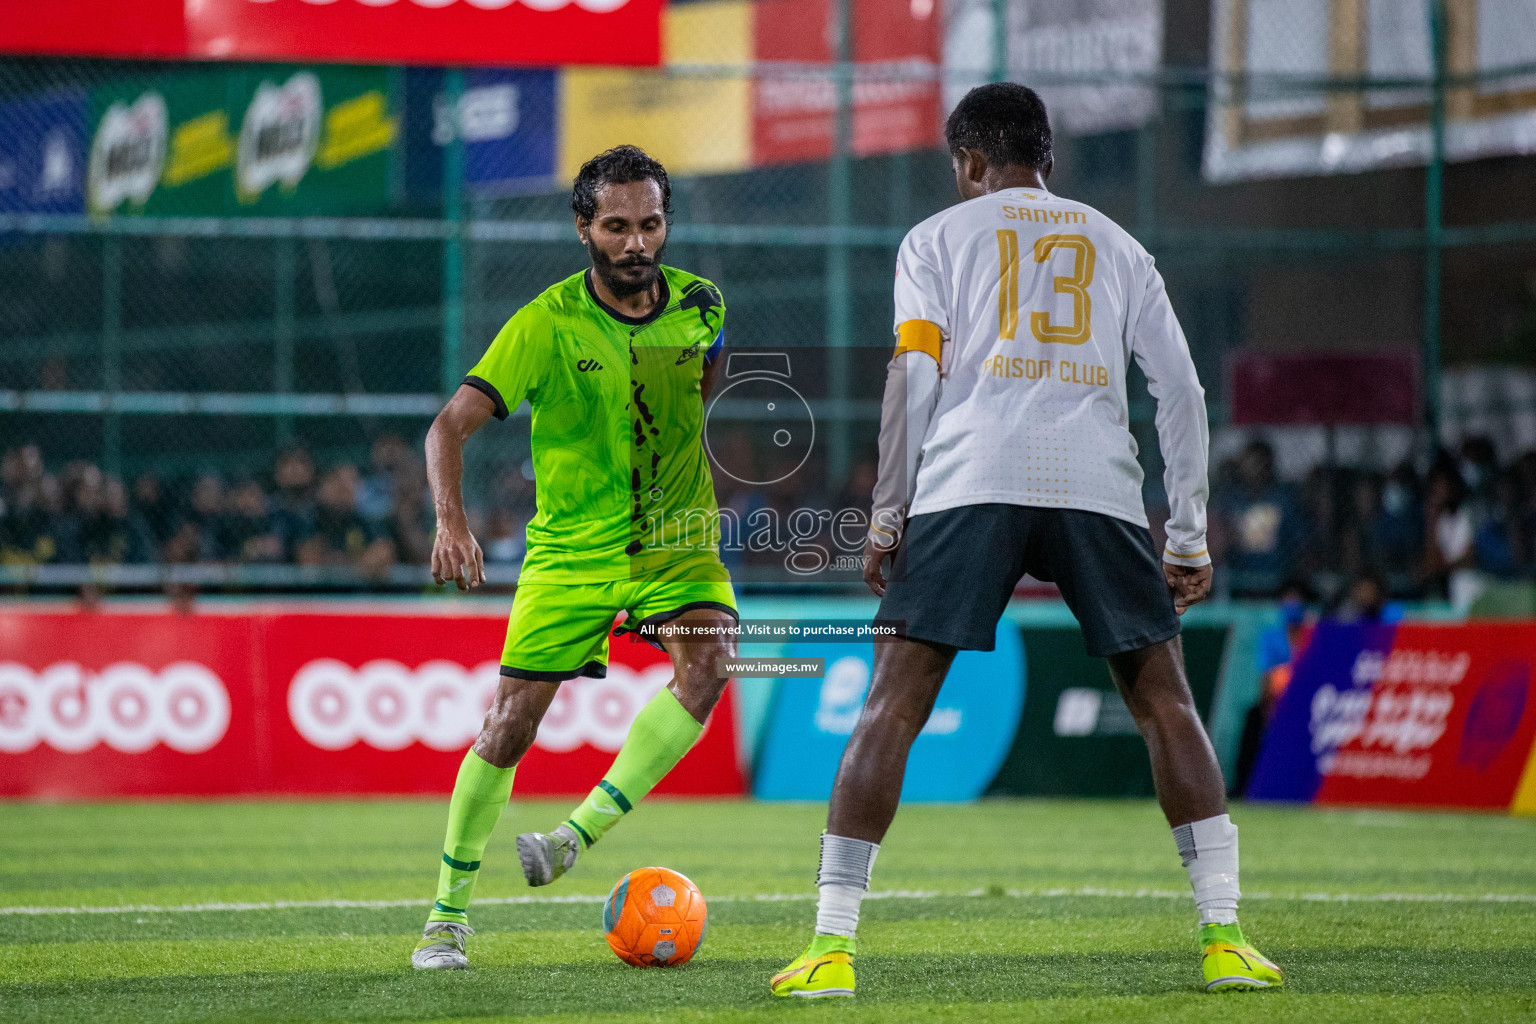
[7,431,1536,603]
[0,432,876,581]
[0,438,440,578]
[1210,436,1536,605]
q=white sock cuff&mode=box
[817,832,880,890]
[1172,813,1237,868]
[1176,814,1241,927]
[814,883,865,937]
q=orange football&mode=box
[602,866,708,968]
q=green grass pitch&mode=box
[2,798,1534,1023]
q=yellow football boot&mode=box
[770,935,856,998]
[1201,923,1284,992]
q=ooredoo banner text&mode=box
[0,608,743,799]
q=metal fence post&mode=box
[1136,123,1159,245]
[1423,0,1447,446]
[274,236,296,444]
[826,0,854,485]
[102,234,122,478]
[990,0,1008,83]
[889,152,911,228]
[441,69,466,399]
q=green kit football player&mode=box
[411,146,738,970]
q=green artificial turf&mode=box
[1,799,1533,1023]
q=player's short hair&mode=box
[571,145,673,223]
[945,83,1053,171]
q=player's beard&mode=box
[587,239,666,300]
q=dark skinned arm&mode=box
[701,354,722,404]
[426,384,496,591]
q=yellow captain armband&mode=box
[894,319,942,366]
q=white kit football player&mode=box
[771,82,1283,998]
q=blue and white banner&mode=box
[405,68,557,199]
[0,88,87,215]
[753,624,1026,801]
[1247,620,1536,812]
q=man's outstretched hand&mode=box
[1164,562,1212,615]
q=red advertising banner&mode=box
[0,606,742,799]
[2,0,187,60]
[1313,623,1536,810]
[752,0,940,164]
[0,612,260,799]
[2,0,663,67]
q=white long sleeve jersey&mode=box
[880,185,1210,567]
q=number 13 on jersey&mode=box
[997,230,1096,345]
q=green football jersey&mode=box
[465,266,729,584]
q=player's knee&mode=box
[477,697,538,760]
[671,649,729,720]
[855,696,930,744]
[858,670,943,738]
[1124,687,1199,738]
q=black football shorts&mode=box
[876,503,1181,658]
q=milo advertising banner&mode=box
[88,70,221,215]
[87,66,398,216]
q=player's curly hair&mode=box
[945,83,1053,171]
[571,145,674,224]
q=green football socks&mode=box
[427,749,516,925]
[564,686,703,848]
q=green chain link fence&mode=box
[3,0,1536,593]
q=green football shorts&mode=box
[500,579,738,681]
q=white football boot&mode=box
[411,921,473,969]
[516,824,582,887]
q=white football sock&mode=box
[1172,813,1240,926]
[814,833,879,938]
